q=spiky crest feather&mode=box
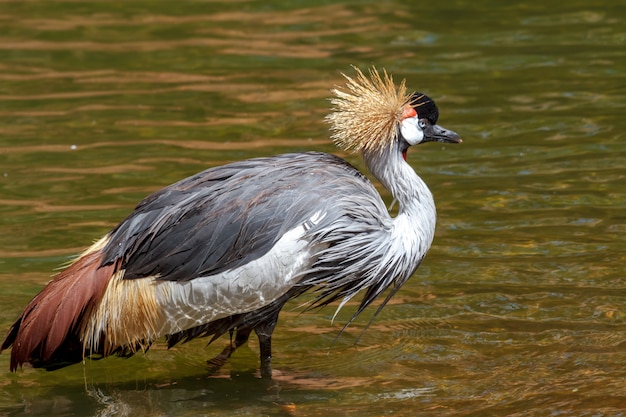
[325,66,412,154]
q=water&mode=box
[1,1,625,415]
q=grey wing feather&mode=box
[99,152,379,282]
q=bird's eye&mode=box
[418,119,428,129]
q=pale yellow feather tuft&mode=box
[81,270,162,356]
[325,66,412,154]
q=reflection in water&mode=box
[1,0,625,416]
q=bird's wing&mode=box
[99,152,376,282]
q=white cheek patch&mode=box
[400,117,424,145]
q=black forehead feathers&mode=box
[410,92,439,125]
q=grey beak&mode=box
[425,124,462,144]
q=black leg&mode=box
[206,327,252,373]
[233,327,253,349]
[253,313,279,379]
[206,292,293,377]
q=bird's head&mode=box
[326,67,461,159]
[398,92,462,160]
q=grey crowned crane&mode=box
[1,67,461,377]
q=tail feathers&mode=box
[1,248,117,371]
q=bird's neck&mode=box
[363,146,433,210]
[363,145,437,245]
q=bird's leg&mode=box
[233,327,253,350]
[253,313,280,379]
[206,327,252,373]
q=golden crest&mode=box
[326,66,412,154]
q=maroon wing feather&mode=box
[1,249,117,371]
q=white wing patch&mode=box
[154,211,327,336]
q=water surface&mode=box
[0,1,625,416]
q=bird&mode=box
[1,67,461,377]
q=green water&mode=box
[0,1,625,416]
